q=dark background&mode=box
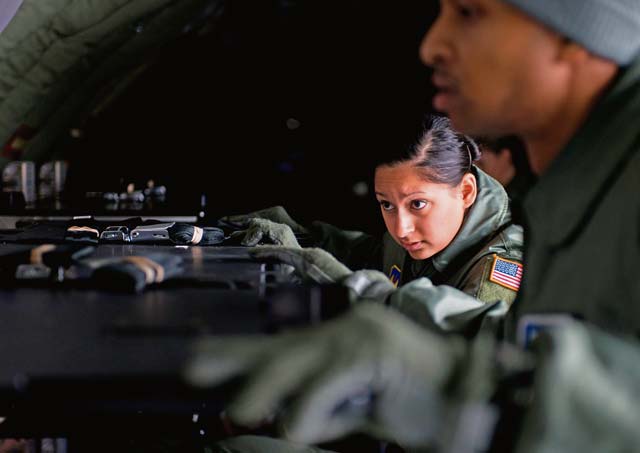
[64,0,439,236]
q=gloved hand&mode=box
[341,269,397,304]
[222,206,308,235]
[251,247,395,301]
[185,304,467,448]
[233,219,301,248]
[250,246,351,284]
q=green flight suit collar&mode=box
[431,166,511,273]
[524,59,640,247]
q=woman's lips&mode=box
[402,241,424,252]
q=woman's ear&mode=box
[460,173,477,208]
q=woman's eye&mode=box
[379,201,394,211]
[411,200,428,210]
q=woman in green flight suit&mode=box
[211,116,525,453]
[228,115,524,333]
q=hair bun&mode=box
[462,135,481,162]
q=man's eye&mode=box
[411,200,428,210]
[455,1,480,19]
[458,5,473,17]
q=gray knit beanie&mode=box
[503,0,640,65]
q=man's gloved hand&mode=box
[185,304,467,448]
[222,206,308,235]
[233,219,301,248]
[250,246,351,284]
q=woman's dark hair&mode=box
[377,115,481,186]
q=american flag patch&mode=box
[489,255,523,291]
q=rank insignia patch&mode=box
[489,255,523,291]
[388,265,402,287]
[517,313,576,348]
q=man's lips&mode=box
[433,88,458,112]
[431,71,456,90]
[431,71,459,112]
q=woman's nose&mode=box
[394,214,415,238]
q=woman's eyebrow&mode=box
[375,190,428,197]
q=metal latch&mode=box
[130,223,175,243]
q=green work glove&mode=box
[185,304,467,448]
[250,246,351,284]
[250,247,395,302]
[234,219,301,248]
[341,269,397,304]
[222,206,308,235]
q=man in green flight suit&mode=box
[187,0,640,452]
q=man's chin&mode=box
[448,110,511,139]
[447,112,483,136]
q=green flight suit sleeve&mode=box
[516,323,640,453]
[388,277,511,337]
[308,221,382,271]
[385,251,521,336]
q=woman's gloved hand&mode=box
[222,206,308,235]
[251,246,396,303]
[185,304,468,448]
[233,219,301,248]
[341,269,397,304]
[250,246,351,284]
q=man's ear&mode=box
[460,173,477,209]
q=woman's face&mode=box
[375,162,476,260]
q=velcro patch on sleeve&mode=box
[388,265,402,288]
[489,254,523,291]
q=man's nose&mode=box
[419,14,450,67]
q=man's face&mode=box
[420,0,569,137]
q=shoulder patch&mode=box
[388,265,402,288]
[489,254,523,291]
